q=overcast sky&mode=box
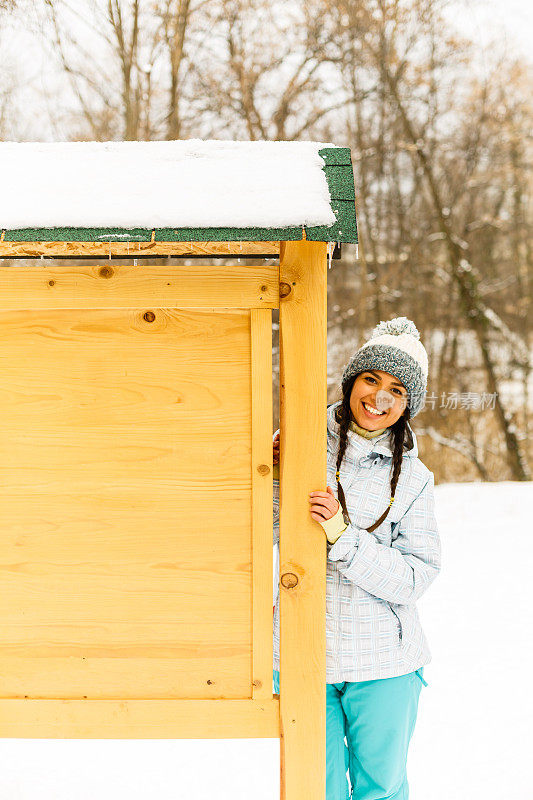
[451,0,533,59]
[0,0,531,142]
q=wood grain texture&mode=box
[0,241,281,257]
[278,240,327,800]
[0,698,280,738]
[250,308,274,701]
[0,263,278,309]
[0,304,259,725]
[0,244,330,776]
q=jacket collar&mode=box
[327,401,418,460]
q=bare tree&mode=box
[159,0,192,138]
[327,0,531,479]
[192,0,349,140]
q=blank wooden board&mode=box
[0,307,257,701]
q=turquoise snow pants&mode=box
[272,667,427,800]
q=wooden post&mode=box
[278,240,328,800]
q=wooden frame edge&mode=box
[0,241,281,258]
[0,698,280,739]
[250,308,274,701]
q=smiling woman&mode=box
[273,316,441,800]
[292,316,441,800]
[333,317,428,532]
[350,370,408,430]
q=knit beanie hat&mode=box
[341,317,428,418]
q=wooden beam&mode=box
[278,240,327,800]
[0,698,279,739]
[250,308,274,701]
[0,241,281,259]
[0,263,279,309]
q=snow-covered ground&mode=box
[410,480,533,800]
[0,481,531,799]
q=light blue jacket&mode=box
[273,400,442,682]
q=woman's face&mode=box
[349,370,408,429]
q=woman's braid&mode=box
[335,377,413,533]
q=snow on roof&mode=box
[0,139,338,230]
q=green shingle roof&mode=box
[1,147,357,244]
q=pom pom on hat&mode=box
[371,317,420,340]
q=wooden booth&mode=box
[0,140,357,799]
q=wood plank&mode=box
[0,307,254,701]
[0,656,250,700]
[0,698,279,738]
[250,308,274,701]
[278,241,327,800]
[0,263,278,309]
[0,241,281,258]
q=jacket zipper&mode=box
[387,602,403,643]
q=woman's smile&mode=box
[361,400,387,419]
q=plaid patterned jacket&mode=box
[273,400,442,682]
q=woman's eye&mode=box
[365,375,404,396]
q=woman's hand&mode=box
[273,430,280,466]
[273,435,343,539]
[309,486,340,523]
